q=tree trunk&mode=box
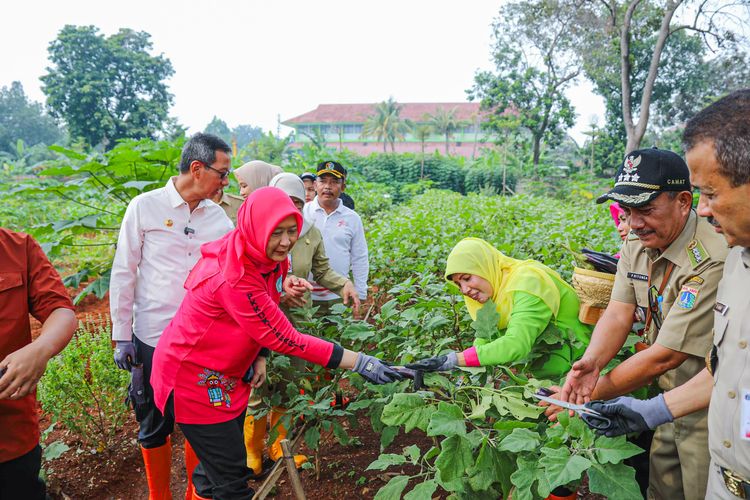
[420,141,425,179]
[445,132,450,155]
[532,134,542,171]
[621,0,682,152]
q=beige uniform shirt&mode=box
[708,246,750,479]
[611,211,728,391]
[217,192,244,226]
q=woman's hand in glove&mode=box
[353,353,404,384]
[405,352,458,372]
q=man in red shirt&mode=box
[0,228,77,499]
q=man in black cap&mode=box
[303,160,368,317]
[551,148,728,500]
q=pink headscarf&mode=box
[200,187,303,286]
[609,202,625,227]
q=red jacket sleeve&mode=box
[25,235,74,323]
[217,274,342,368]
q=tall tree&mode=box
[469,0,579,169]
[361,97,411,152]
[233,124,264,150]
[41,25,173,148]
[572,0,750,152]
[0,82,62,153]
[204,116,232,144]
[426,107,466,155]
[413,124,434,178]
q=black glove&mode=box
[353,354,404,384]
[114,341,137,371]
[405,352,458,372]
[128,365,147,407]
[583,394,674,437]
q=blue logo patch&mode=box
[677,285,698,309]
[276,276,283,293]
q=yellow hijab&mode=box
[444,237,567,329]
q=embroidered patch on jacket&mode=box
[276,276,283,293]
[686,275,705,286]
[686,239,710,269]
[677,285,699,309]
[197,369,237,408]
[627,272,649,281]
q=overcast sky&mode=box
[2,0,604,145]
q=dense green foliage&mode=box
[0,82,63,154]
[41,25,174,148]
[38,320,130,452]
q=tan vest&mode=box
[708,246,750,479]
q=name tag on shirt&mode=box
[627,272,649,281]
[741,389,750,441]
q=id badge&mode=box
[741,389,750,441]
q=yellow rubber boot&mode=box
[268,407,308,468]
[140,436,173,500]
[243,413,267,475]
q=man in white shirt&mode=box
[303,161,369,317]
[110,133,234,499]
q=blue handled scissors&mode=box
[532,393,612,430]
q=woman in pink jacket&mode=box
[151,187,400,500]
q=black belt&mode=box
[721,467,750,498]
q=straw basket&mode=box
[572,267,615,325]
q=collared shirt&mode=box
[303,197,368,300]
[109,178,233,347]
[708,246,750,479]
[611,211,728,391]
[0,228,74,462]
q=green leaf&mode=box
[593,435,643,464]
[42,440,70,461]
[472,300,500,340]
[304,426,320,451]
[498,428,540,453]
[404,444,420,465]
[467,440,513,492]
[380,425,399,451]
[587,462,642,500]
[510,456,538,500]
[435,435,474,483]
[381,393,437,433]
[374,475,410,500]
[342,322,376,342]
[367,453,407,471]
[536,447,590,497]
[49,144,87,160]
[423,446,440,461]
[403,479,438,500]
[492,420,537,431]
[501,392,543,420]
[73,271,111,304]
[467,394,493,420]
[427,402,466,437]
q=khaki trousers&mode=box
[647,409,709,500]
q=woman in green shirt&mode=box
[408,238,591,379]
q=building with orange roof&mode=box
[282,102,489,158]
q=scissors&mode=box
[532,393,612,430]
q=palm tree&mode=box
[427,107,466,155]
[361,98,410,152]
[413,124,433,179]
